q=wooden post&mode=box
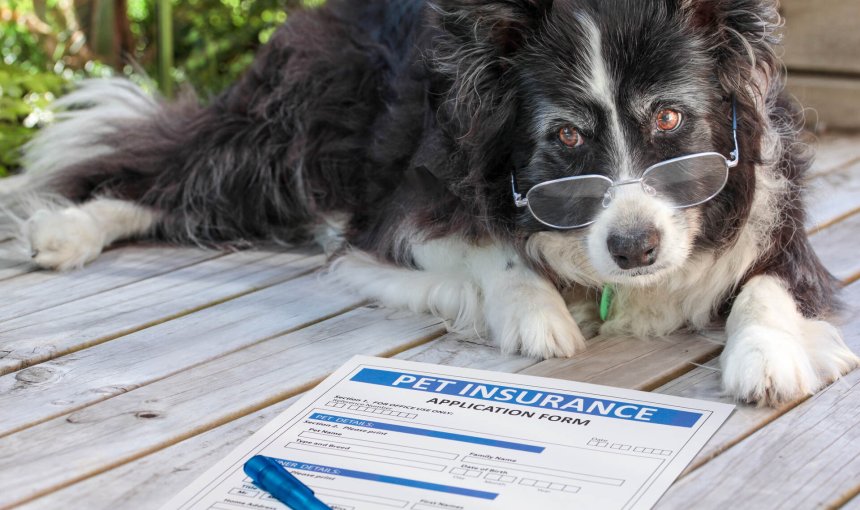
[157,0,173,97]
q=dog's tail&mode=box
[0,72,321,247]
[3,6,393,249]
[22,79,160,180]
[0,79,160,241]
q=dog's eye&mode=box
[655,109,683,132]
[558,126,584,148]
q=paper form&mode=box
[162,356,733,510]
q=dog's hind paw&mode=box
[721,321,859,407]
[24,208,105,271]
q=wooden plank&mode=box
[38,179,848,509]
[20,331,542,509]
[0,251,323,376]
[843,493,860,510]
[0,245,218,323]
[654,281,860,486]
[788,75,860,132]
[396,331,540,373]
[809,134,860,178]
[0,306,445,508]
[17,397,302,510]
[0,270,360,437]
[782,0,860,75]
[806,160,860,229]
[0,252,33,282]
[519,331,721,389]
[808,210,860,283]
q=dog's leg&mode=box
[720,274,859,406]
[332,239,586,358]
[25,198,158,271]
[329,250,484,333]
[458,244,585,358]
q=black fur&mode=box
[40,0,839,318]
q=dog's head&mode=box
[431,0,782,287]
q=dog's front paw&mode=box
[24,208,105,271]
[721,321,859,406]
[487,285,586,359]
[721,325,817,406]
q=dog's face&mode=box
[461,0,773,287]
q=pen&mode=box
[243,455,332,510]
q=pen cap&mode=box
[243,456,315,498]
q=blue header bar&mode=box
[350,368,702,428]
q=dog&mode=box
[2,0,857,406]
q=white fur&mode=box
[312,212,350,255]
[579,15,634,178]
[328,249,484,334]
[21,79,158,178]
[721,275,859,405]
[330,237,586,358]
[0,174,35,195]
[25,198,157,271]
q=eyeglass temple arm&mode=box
[511,172,528,207]
[727,96,740,168]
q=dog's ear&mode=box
[427,1,554,210]
[430,0,553,56]
[677,0,782,100]
[428,0,554,140]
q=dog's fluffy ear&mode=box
[677,0,782,100]
[430,0,553,55]
[428,0,554,142]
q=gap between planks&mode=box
[0,250,325,376]
[0,246,221,322]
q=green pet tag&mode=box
[599,284,614,322]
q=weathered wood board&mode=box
[0,251,323,376]
[782,0,860,75]
[789,75,860,133]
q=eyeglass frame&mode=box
[511,98,740,230]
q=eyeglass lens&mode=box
[642,154,729,208]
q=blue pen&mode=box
[244,455,332,510]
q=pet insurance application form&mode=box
[163,356,733,510]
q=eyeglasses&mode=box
[512,99,740,230]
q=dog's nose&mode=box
[607,227,660,269]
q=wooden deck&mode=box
[0,134,859,510]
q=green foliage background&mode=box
[0,0,325,176]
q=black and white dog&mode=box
[4,0,858,405]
